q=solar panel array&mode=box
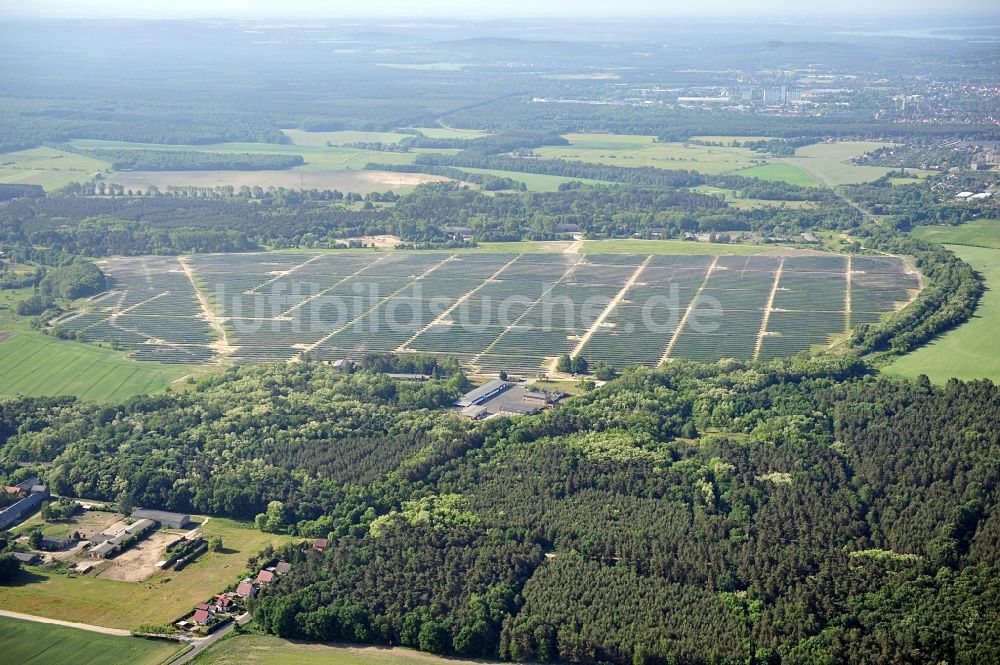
[57,251,921,372]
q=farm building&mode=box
[0,484,48,530]
[131,508,191,529]
[459,385,559,419]
[90,518,156,558]
[40,535,71,551]
[455,379,511,408]
[3,477,41,494]
[385,373,431,381]
[461,404,489,420]
[13,552,41,565]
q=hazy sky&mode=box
[3,0,997,18]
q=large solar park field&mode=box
[53,251,921,375]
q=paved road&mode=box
[169,612,251,665]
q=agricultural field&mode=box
[910,219,1000,249]
[776,141,930,187]
[733,163,820,187]
[0,616,182,665]
[190,634,482,665]
[65,249,920,375]
[0,146,111,191]
[0,518,289,630]
[105,169,446,195]
[534,133,765,174]
[0,287,194,400]
[886,232,1000,382]
[63,139,444,194]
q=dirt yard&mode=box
[339,234,402,248]
[95,531,183,583]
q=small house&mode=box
[256,569,276,584]
[275,561,291,575]
[235,580,256,598]
[192,609,210,625]
[313,538,328,553]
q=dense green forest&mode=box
[1,356,997,663]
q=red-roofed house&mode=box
[313,538,328,553]
[215,595,233,609]
[256,569,275,583]
[235,581,255,598]
[194,602,210,611]
[192,609,210,625]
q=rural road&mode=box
[0,609,132,636]
[169,612,251,664]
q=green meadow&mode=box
[535,133,763,174]
[735,163,820,187]
[910,219,1000,249]
[886,241,1000,383]
[0,288,194,401]
[776,141,934,187]
[0,146,111,191]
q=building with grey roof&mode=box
[132,508,192,529]
[455,379,511,408]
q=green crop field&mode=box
[0,616,182,665]
[190,634,482,665]
[67,249,916,375]
[0,287,194,400]
[0,519,289,630]
[886,243,1000,383]
[0,146,112,191]
[910,219,1000,249]
[534,133,763,174]
[734,163,820,187]
[0,334,194,399]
